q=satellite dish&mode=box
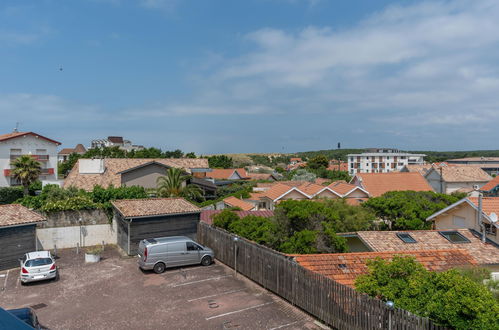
[489,212,498,223]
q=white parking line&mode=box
[172,275,232,287]
[187,288,246,302]
[205,302,274,320]
[269,321,300,330]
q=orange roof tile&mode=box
[292,249,477,287]
[260,183,309,201]
[427,166,491,182]
[468,197,499,216]
[0,131,61,145]
[207,168,248,180]
[481,176,499,191]
[111,198,200,218]
[328,181,361,196]
[246,173,276,181]
[356,229,499,265]
[223,196,255,211]
[63,158,209,191]
[354,172,433,197]
[0,204,46,227]
[297,182,325,196]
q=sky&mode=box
[1,0,499,154]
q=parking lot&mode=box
[0,247,323,330]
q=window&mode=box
[439,231,471,243]
[10,148,21,154]
[186,242,199,251]
[452,216,466,227]
[397,233,417,243]
[338,264,348,269]
[484,223,497,235]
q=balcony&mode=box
[10,154,50,161]
[3,169,11,176]
[40,168,55,176]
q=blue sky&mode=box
[1,0,499,154]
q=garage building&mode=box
[112,198,201,255]
[0,204,46,270]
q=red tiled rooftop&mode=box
[111,198,200,218]
[223,196,255,211]
[0,204,46,227]
[0,131,61,145]
[354,172,433,197]
[481,176,499,191]
[292,249,477,287]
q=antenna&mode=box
[13,122,19,133]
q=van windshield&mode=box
[25,258,53,267]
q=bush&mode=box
[228,215,277,246]
[356,256,499,329]
[279,230,318,254]
[212,209,240,230]
[0,187,24,204]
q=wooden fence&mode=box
[197,222,447,330]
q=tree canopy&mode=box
[208,155,234,168]
[11,155,42,196]
[355,256,499,329]
[362,191,465,230]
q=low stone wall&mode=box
[38,209,110,228]
[37,220,117,250]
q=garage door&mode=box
[0,225,36,270]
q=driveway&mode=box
[0,247,323,330]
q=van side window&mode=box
[186,242,198,251]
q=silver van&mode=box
[137,236,214,273]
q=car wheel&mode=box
[153,263,166,274]
[54,271,60,281]
[201,256,212,266]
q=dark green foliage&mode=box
[362,191,462,230]
[280,230,318,254]
[215,182,254,199]
[228,215,277,246]
[356,256,499,330]
[17,184,148,213]
[307,155,329,169]
[58,153,82,177]
[208,155,234,168]
[28,180,42,193]
[0,187,24,205]
[308,167,351,182]
[212,209,240,230]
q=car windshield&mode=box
[25,258,53,267]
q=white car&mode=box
[19,251,58,284]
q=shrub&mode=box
[0,187,24,205]
[212,210,240,230]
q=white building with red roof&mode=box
[0,131,61,187]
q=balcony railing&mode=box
[10,154,50,161]
[3,168,54,176]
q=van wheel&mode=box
[201,256,212,266]
[153,263,166,274]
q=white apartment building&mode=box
[0,131,60,187]
[91,136,144,152]
[348,148,425,175]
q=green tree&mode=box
[228,215,277,246]
[362,191,462,230]
[208,155,234,168]
[279,230,318,254]
[356,256,499,330]
[185,152,196,158]
[58,152,81,177]
[307,155,329,169]
[292,169,317,182]
[156,167,203,201]
[11,155,42,196]
[213,209,240,230]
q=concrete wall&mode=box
[39,209,109,228]
[37,220,117,250]
[432,203,498,244]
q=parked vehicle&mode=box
[137,236,214,273]
[19,251,58,284]
[6,307,41,329]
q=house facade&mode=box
[0,131,60,187]
[424,166,491,194]
[446,157,499,176]
[347,148,425,175]
[91,136,144,152]
[426,197,499,245]
[58,144,87,162]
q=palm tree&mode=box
[156,167,204,201]
[11,155,42,196]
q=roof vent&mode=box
[338,264,348,269]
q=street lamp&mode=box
[233,236,239,277]
[386,301,394,330]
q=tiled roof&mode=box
[108,136,124,143]
[290,158,302,162]
[292,249,477,287]
[256,181,307,189]
[207,168,248,180]
[328,181,360,196]
[428,166,491,182]
[260,183,309,201]
[0,131,61,145]
[315,178,330,185]
[58,148,75,155]
[354,172,433,197]
[480,176,499,191]
[468,197,499,217]
[403,164,435,176]
[248,192,266,200]
[200,210,274,225]
[58,144,87,155]
[448,157,499,162]
[356,229,499,265]
[74,144,87,153]
[223,196,255,211]
[327,161,348,171]
[63,158,209,191]
[0,204,46,227]
[297,182,325,196]
[112,198,200,218]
